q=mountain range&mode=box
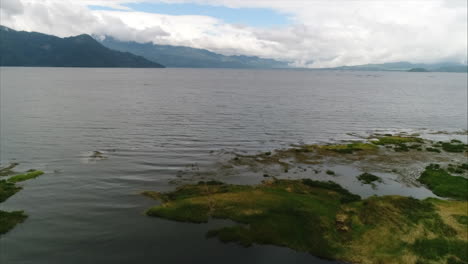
[0,26,163,68]
[97,36,290,69]
[0,25,466,72]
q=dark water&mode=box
[0,67,466,264]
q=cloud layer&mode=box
[1,0,467,67]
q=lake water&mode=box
[0,67,466,264]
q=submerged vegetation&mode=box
[319,143,378,154]
[441,142,467,153]
[357,172,383,185]
[0,163,44,235]
[145,179,467,264]
[418,164,468,200]
[371,135,423,145]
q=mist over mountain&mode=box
[98,36,290,69]
[0,26,164,68]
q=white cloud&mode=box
[1,0,466,67]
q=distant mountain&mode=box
[327,61,467,73]
[98,36,289,69]
[0,26,164,68]
[408,68,429,72]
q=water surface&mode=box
[1,67,466,264]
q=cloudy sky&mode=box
[1,0,467,67]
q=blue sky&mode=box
[89,2,291,27]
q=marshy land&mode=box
[142,133,468,264]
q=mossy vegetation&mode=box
[441,142,467,153]
[145,179,467,264]
[319,143,378,154]
[452,215,468,226]
[357,173,383,185]
[371,136,423,145]
[0,180,22,202]
[418,164,468,200]
[8,170,44,183]
[0,168,44,236]
[0,210,27,235]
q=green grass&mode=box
[0,180,22,202]
[8,170,44,183]
[372,136,423,145]
[418,164,468,200]
[452,215,468,226]
[394,143,410,152]
[441,142,466,153]
[326,170,336,175]
[144,179,467,264]
[411,238,467,263]
[0,210,27,235]
[357,173,383,184]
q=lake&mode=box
[0,67,466,264]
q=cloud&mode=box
[0,0,24,19]
[1,0,466,67]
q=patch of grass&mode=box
[442,142,466,153]
[320,143,378,154]
[418,164,468,200]
[459,163,468,170]
[144,179,467,264]
[357,173,383,185]
[301,179,361,203]
[0,180,22,202]
[0,210,27,235]
[411,238,467,262]
[452,215,468,226]
[394,144,410,152]
[326,170,336,175]
[372,136,423,145]
[448,166,464,174]
[7,170,44,183]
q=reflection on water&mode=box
[0,67,466,264]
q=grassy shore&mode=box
[145,178,467,264]
[144,134,468,264]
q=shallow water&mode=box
[0,67,466,264]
